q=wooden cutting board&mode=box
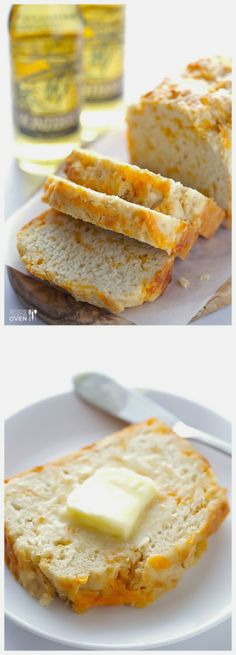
[7,267,231,325]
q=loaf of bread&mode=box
[5,418,229,612]
[43,175,197,259]
[65,149,224,239]
[127,57,231,225]
[16,209,173,313]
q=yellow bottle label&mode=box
[10,6,83,137]
[80,5,125,102]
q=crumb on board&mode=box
[200,274,211,281]
[178,277,190,289]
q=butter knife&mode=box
[74,372,231,456]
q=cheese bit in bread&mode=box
[43,175,197,259]
[65,148,224,239]
[16,209,174,313]
[127,56,231,225]
[67,467,158,539]
[5,419,229,612]
[183,56,231,88]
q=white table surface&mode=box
[4,160,231,326]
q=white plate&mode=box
[5,390,232,650]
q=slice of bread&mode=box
[16,209,173,313]
[65,148,224,239]
[127,57,231,225]
[5,418,229,612]
[43,175,197,259]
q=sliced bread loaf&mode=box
[16,209,173,313]
[65,148,224,238]
[127,57,231,224]
[5,418,229,612]
[43,175,197,258]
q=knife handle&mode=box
[174,421,231,456]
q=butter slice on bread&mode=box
[5,418,229,612]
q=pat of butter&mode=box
[67,466,157,539]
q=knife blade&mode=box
[73,372,231,456]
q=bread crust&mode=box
[17,210,174,313]
[43,176,197,259]
[5,529,55,605]
[5,418,230,612]
[65,148,224,238]
[198,198,225,239]
[127,56,231,224]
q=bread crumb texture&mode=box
[16,209,174,313]
[5,418,229,612]
[127,56,231,222]
[64,147,225,239]
[43,175,197,258]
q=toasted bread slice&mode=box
[65,149,224,239]
[16,209,173,313]
[5,418,229,612]
[43,175,197,259]
[127,57,231,225]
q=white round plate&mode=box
[5,390,231,650]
